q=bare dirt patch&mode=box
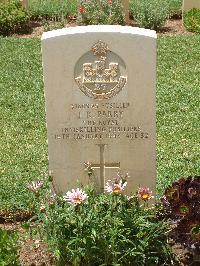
[10,18,192,39]
[158,18,193,36]
[0,222,54,266]
[20,239,54,266]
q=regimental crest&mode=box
[75,40,127,100]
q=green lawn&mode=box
[157,36,200,194]
[0,35,199,210]
[0,38,47,210]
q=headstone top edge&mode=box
[41,25,157,41]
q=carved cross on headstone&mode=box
[91,144,120,192]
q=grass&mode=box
[0,38,47,210]
[0,35,199,210]
[157,36,200,194]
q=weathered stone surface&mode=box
[122,0,130,24]
[21,0,28,9]
[42,26,157,195]
[183,0,200,12]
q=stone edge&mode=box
[41,25,157,41]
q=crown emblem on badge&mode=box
[75,40,127,100]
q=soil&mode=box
[2,18,197,266]
[10,18,191,39]
[0,222,54,265]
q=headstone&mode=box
[42,26,157,195]
[21,0,28,10]
[183,0,200,12]
[122,0,130,24]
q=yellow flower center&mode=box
[113,186,121,194]
[74,197,82,204]
[142,194,149,200]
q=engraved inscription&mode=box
[54,102,149,141]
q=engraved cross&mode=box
[91,144,120,192]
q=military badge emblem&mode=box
[74,40,127,100]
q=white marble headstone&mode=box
[42,26,157,195]
[122,0,130,24]
[183,0,200,12]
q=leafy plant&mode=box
[33,173,175,265]
[184,8,200,34]
[77,0,125,25]
[29,0,77,20]
[42,18,65,32]
[168,0,182,17]
[130,0,170,30]
[0,0,29,35]
[0,228,20,265]
[161,176,200,257]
